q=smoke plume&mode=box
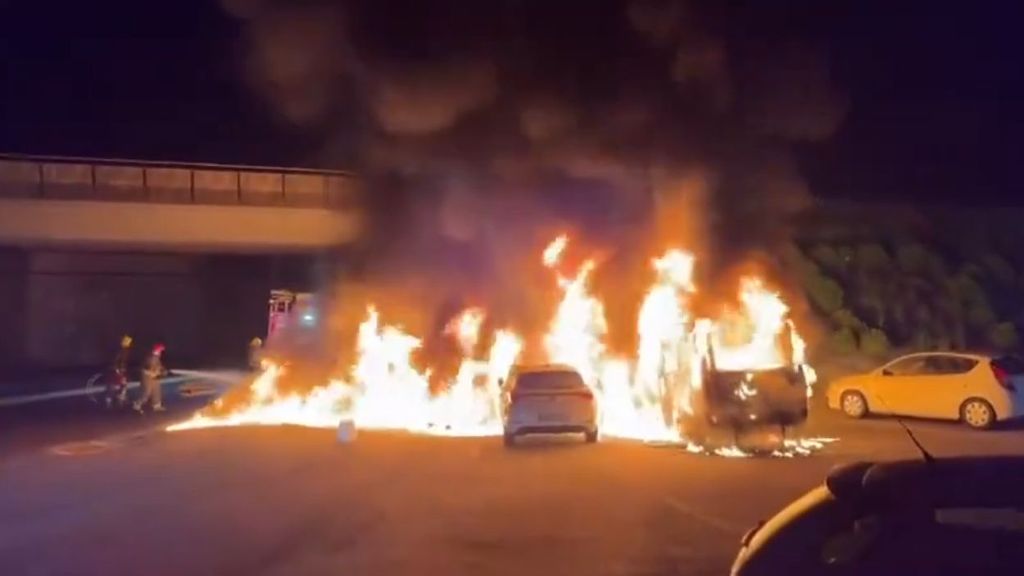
[225,0,847,357]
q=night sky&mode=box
[1,0,1021,206]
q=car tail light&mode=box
[511,388,594,400]
[991,364,1016,392]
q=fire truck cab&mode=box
[267,290,318,346]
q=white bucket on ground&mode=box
[337,419,357,443]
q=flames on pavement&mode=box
[168,236,835,456]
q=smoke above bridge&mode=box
[223,0,846,346]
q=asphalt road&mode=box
[2,398,1024,576]
[0,372,238,459]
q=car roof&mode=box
[887,351,990,363]
[509,363,581,375]
[828,456,1024,509]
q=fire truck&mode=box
[267,289,319,346]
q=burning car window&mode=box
[514,371,587,392]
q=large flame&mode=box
[170,307,520,436]
[542,236,607,387]
[630,250,697,434]
[169,235,828,456]
[711,278,790,370]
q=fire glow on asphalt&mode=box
[168,237,836,457]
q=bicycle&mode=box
[85,369,130,409]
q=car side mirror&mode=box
[881,369,893,376]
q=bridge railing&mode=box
[0,154,360,209]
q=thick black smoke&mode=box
[226,0,846,353]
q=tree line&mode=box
[779,239,1022,358]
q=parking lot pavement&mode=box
[0,428,828,576]
[803,404,1024,458]
[1,399,1023,576]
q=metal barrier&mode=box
[0,154,360,209]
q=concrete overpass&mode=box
[0,155,364,376]
[0,155,362,251]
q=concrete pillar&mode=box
[0,248,28,370]
[21,251,201,369]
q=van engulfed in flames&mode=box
[169,236,832,456]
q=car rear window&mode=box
[992,355,1024,374]
[514,371,586,391]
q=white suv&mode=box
[501,365,599,446]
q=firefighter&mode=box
[134,343,166,412]
[114,335,132,374]
[248,337,263,370]
[106,334,133,407]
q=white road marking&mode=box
[664,497,745,535]
[49,440,111,456]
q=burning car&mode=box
[681,320,812,452]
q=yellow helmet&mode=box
[250,337,263,346]
[121,335,133,347]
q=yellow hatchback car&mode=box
[827,352,1024,429]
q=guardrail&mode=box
[0,154,360,209]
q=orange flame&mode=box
[445,307,486,355]
[711,278,791,371]
[544,258,607,387]
[542,234,568,268]
[170,235,825,456]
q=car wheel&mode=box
[961,398,995,430]
[584,428,599,443]
[840,391,868,419]
[678,413,709,444]
[503,432,516,447]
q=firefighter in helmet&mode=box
[248,337,264,370]
[134,343,166,412]
[105,334,133,407]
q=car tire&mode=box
[503,432,516,447]
[960,398,995,430]
[584,428,599,443]
[840,391,868,419]
[678,413,710,446]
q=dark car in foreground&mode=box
[732,456,1024,575]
